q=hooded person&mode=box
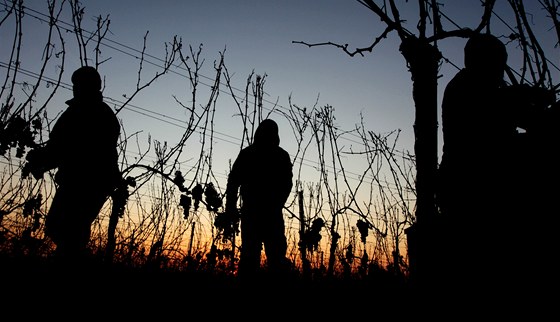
[438,33,514,218]
[436,33,523,293]
[225,119,293,283]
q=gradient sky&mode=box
[3,0,558,195]
[88,0,419,150]
[2,0,559,269]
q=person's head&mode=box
[254,119,280,147]
[464,33,508,80]
[71,66,102,97]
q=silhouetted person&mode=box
[25,66,121,266]
[225,119,293,284]
[437,33,519,292]
[439,33,514,215]
[436,32,559,306]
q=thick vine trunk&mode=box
[400,37,442,287]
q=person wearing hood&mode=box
[436,33,530,294]
[225,119,293,283]
[25,66,121,265]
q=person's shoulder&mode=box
[241,144,255,153]
[235,145,254,159]
[448,69,470,84]
[277,146,291,159]
[443,69,472,94]
[98,101,118,118]
[99,100,114,111]
[58,102,80,118]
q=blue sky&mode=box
[3,0,558,195]
[93,0,416,142]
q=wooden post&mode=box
[298,190,311,279]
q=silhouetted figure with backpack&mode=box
[25,66,121,267]
[225,119,293,285]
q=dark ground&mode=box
[1,252,553,319]
[1,252,414,316]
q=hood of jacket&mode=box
[253,119,280,147]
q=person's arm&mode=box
[23,108,72,179]
[225,151,243,212]
[278,149,293,206]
